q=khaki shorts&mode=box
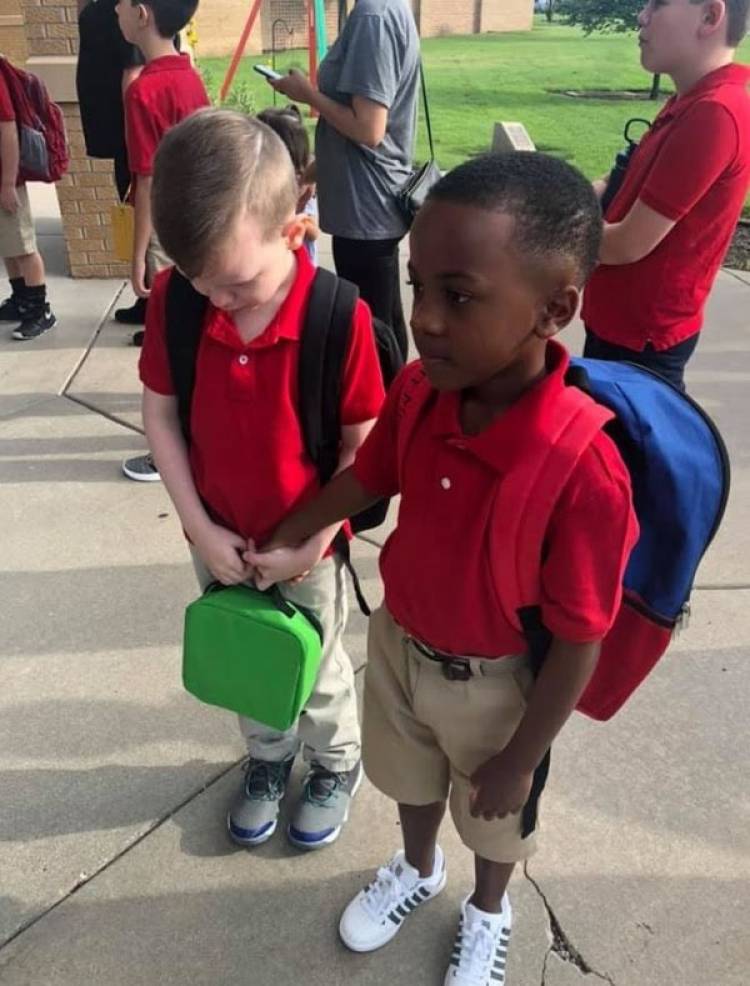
[363,605,539,864]
[146,231,171,283]
[0,185,37,259]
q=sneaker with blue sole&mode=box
[227,756,294,847]
[288,760,363,851]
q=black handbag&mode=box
[395,62,441,226]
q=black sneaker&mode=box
[0,294,24,322]
[131,329,145,347]
[12,306,57,341]
[114,298,147,325]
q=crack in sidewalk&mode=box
[0,758,243,955]
[524,864,615,985]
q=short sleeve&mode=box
[639,101,739,221]
[138,269,175,395]
[540,433,639,643]
[340,299,386,426]
[335,12,400,108]
[351,367,407,497]
[0,74,15,122]
[125,85,161,175]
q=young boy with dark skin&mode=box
[585,0,750,389]
[250,153,639,986]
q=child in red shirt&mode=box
[584,0,750,389]
[255,153,639,986]
[116,0,209,481]
[0,64,57,341]
[140,109,385,851]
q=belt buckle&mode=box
[442,657,472,681]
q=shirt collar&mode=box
[659,63,750,122]
[142,53,192,75]
[430,340,571,474]
[206,248,315,351]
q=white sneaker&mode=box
[444,894,513,986]
[339,846,447,952]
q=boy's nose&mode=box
[410,297,445,337]
[637,4,650,27]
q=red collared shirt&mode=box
[124,54,209,177]
[0,71,22,188]
[353,342,639,656]
[583,63,750,351]
[139,250,386,543]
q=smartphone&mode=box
[253,64,283,82]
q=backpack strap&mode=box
[491,384,613,636]
[298,269,373,611]
[165,269,208,445]
[299,267,359,484]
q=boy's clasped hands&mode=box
[190,517,319,590]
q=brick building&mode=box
[195,0,532,57]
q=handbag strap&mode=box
[419,61,435,163]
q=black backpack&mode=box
[165,266,404,614]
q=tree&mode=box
[546,0,556,23]
[561,0,662,99]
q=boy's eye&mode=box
[446,289,471,306]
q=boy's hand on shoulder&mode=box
[192,521,253,586]
[469,753,535,822]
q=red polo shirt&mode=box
[124,54,209,177]
[139,250,385,543]
[583,63,750,351]
[353,342,639,657]
[0,71,21,188]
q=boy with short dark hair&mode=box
[140,108,385,851]
[585,0,750,389]
[254,152,639,985]
[0,61,56,342]
[116,0,209,481]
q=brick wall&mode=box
[479,0,533,34]
[0,0,28,64]
[21,0,128,277]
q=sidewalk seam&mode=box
[0,757,243,955]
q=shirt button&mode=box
[441,477,452,490]
[238,354,249,365]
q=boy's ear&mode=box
[534,284,581,340]
[698,0,727,38]
[283,215,307,252]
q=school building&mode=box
[194,0,533,57]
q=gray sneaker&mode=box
[227,756,295,847]
[122,453,161,482]
[288,760,363,851]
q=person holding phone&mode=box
[267,0,420,360]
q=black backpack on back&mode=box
[165,266,404,614]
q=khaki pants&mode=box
[363,605,538,863]
[146,231,171,283]
[191,549,361,771]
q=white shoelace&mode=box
[361,864,412,921]
[454,921,501,985]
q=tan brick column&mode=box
[21,0,128,278]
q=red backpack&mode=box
[394,352,729,721]
[0,57,69,183]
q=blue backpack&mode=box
[499,357,730,720]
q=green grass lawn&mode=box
[198,19,750,184]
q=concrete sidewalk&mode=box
[0,186,748,986]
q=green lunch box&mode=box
[182,583,324,731]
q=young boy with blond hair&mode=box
[140,108,385,850]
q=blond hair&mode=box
[152,108,298,277]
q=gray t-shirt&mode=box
[315,0,420,240]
